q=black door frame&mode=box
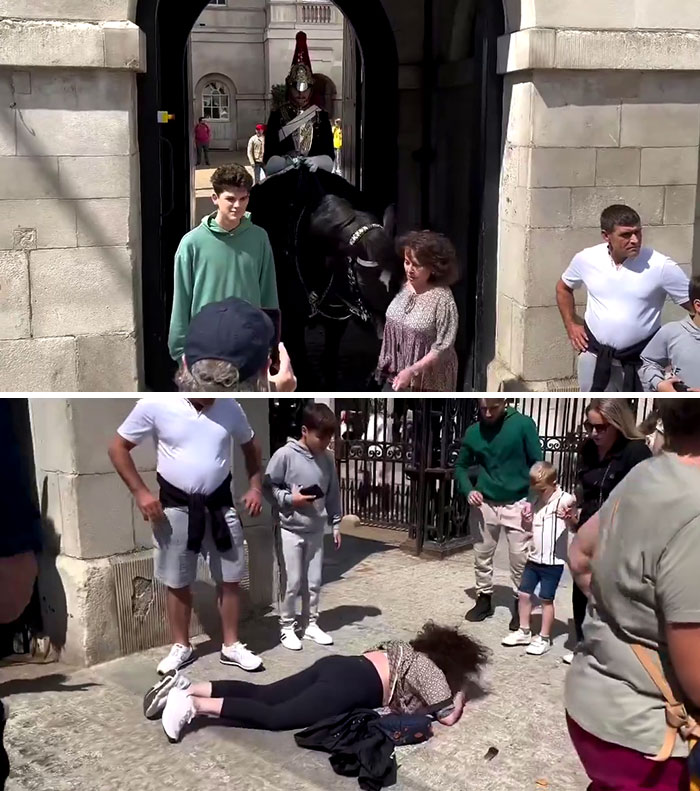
[136,0,399,391]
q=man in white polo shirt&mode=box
[556,204,690,391]
[109,397,264,675]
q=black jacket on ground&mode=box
[295,710,397,791]
[576,436,652,526]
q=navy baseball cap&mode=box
[184,298,275,383]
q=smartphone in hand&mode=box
[299,484,324,500]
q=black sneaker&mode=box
[465,594,494,622]
[509,598,520,631]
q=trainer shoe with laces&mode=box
[502,628,532,647]
[220,642,263,671]
[303,623,333,645]
[143,670,191,720]
[526,635,552,656]
[161,687,196,743]
[464,594,493,622]
[156,643,195,676]
[280,626,303,651]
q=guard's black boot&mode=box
[465,594,494,622]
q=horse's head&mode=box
[309,195,401,332]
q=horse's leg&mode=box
[320,318,347,389]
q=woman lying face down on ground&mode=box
[144,622,489,743]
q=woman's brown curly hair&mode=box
[399,230,460,287]
[410,622,490,694]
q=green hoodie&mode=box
[168,213,279,361]
[455,407,543,504]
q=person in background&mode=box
[376,230,460,392]
[332,118,343,175]
[638,407,666,456]
[175,298,296,393]
[168,164,279,364]
[556,204,690,391]
[502,462,577,657]
[195,117,212,167]
[247,124,266,185]
[455,399,543,631]
[264,404,342,650]
[562,398,651,665]
[566,399,700,791]
[639,274,700,392]
[108,398,265,676]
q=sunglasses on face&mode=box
[584,421,611,434]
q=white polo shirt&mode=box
[117,397,254,494]
[529,486,577,567]
[561,244,689,349]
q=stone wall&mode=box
[29,398,274,667]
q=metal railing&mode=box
[299,3,334,24]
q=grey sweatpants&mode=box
[279,528,324,628]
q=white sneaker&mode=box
[563,652,575,665]
[143,670,191,720]
[502,628,532,647]
[526,636,552,656]
[220,642,263,671]
[156,643,195,675]
[303,623,334,646]
[161,686,196,743]
[280,626,303,651]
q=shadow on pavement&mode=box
[0,674,99,698]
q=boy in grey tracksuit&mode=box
[639,275,700,392]
[263,404,342,650]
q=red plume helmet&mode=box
[287,31,314,92]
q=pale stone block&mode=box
[532,87,620,148]
[0,1,132,21]
[665,186,697,226]
[76,334,139,392]
[621,104,700,148]
[0,251,30,339]
[28,400,77,474]
[528,228,599,306]
[644,224,694,264]
[498,28,556,74]
[76,198,130,247]
[0,199,77,250]
[571,187,665,228]
[496,294,513,367]
[11,72,31,94]
[58,156,131,199]
[529,188,571,228]
[30,247,135,337]
[641,148,699,186]
[498,221,528,304]
[71,397,151,476]
[511,304,577,381]
[0,337,77,391]
[16,110,133,157]
[636,0,700,30]
[0,157,61,199]
[595,149,640,187]
[504,79,533,146]
[104,23,146,72]
[71,472,136,559]
[19,71,133,112]
[501,145,522,192]
[501,186,528,226]
[0,75,16,156]
[530,148,596,188]
[0,20,105,70]
[529,0,635,29]
[133,470,158,551]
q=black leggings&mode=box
[572,582,587,643]
[210,655,384,731]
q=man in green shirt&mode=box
[455,399,543,629]
[168,164,279,364]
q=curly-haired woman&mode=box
[144,622,489,743]
[376,231,460,392]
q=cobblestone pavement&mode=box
[1,530,587,791]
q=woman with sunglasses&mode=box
[562,399,651,663]
[375,230,459,392]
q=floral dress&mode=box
[376,285,459,392]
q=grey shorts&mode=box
[153,506,246,589]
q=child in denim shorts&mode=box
[502,461,577,656]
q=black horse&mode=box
[248,164,401,390]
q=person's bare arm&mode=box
[568,511,600,597]
[556,279,588,353]
[438,691,466,726]
[666,624,700,708]
[240,436,264,517]
[108,434,164,521]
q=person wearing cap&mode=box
[263,31,334,175]
[109,398,265,676]
[247,124,266,185]
[175,297,297,392]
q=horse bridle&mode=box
[348,223,383,247]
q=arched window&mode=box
[202,81,230,121]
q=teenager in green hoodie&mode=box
[455,399,543,629]
[168,164,279,363]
